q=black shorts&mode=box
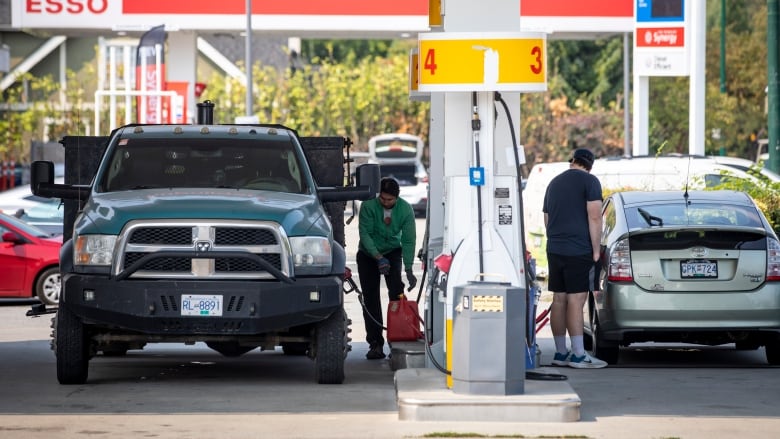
[547,252,597,294]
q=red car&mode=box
[0,212,61,304]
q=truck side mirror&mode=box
[31,161,54,196]
[356,164,380,200]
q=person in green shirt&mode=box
[357,177,417,360]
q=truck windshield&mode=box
[100,137,307,193]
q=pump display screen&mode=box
[636,0,685,22]
[651,0,683,18]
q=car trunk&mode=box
[628,228,769,292]
[379,164,418,186]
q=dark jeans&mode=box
[356,248,404,348]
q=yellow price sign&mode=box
[408,48,430,101]
[418,32,547,92]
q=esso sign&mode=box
[26,0,109,14]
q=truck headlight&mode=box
[75,235,118,266]
[289,236,332,273]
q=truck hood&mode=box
[75,188,330,237]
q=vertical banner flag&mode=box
[135,25,167,123]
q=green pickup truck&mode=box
[31,102,377,385]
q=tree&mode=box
[200,40,429,152]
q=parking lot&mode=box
[0,218,778,438]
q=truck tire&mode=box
[55,306,90,384]
[206,342,256,357]
[314,307,349,384]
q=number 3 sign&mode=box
[417,32,547,92]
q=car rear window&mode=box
[625,203,764,229]
[629,230,767,251]
[379,164,418,186]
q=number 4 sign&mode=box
[417,32,547,92]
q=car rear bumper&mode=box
[596,282,780,339]
[61,273,343,336]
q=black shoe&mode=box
[366,345,386,360]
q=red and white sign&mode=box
[16,0,634,35]
[634,1,690,77]
[636,27,685,47]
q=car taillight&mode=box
[421,176,429,183]
[607,238,633,282]
[767,237,780,281]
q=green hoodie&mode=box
[357,197,417,270]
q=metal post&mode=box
[623,32,631,156]
[768,0,779,173]
[720,0,726,93]
[245,0,253,116]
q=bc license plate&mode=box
[680,260,718,278]
[181,295,223,316]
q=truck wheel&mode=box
[55,306,90,384]
[314,307,350,384]
[206,342,256,357]
[35,267,60,305]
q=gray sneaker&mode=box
[568,353,607,369]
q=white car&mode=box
[707,155,780,183]
[523,155,767,278]
[378,161,428,217]
[0,179,64,235]
[367,133,429,217]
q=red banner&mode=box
[122,0,631,17]
[135,24,167,123]
[123,0,427,15]
[520,0,633,17]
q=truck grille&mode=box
[115,220,290,279]
[129,227,192,245]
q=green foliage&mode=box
[650,0,768,157]
[301,39,395,63]
[0,75,38,161]
[0,70,93,162]
[201,41,429,152]
[519,93,626,170]
[548,37,625,106]
[706,164,780,234]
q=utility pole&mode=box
[245,0,253,116]
[719,0,726,93]
[768,0,779,173]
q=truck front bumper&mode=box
[61,273,343,335]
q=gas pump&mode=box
[417,0,547,395]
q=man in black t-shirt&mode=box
[543,148,607,369]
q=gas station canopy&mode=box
[14,0,633,38]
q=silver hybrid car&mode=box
[586,190,780,365]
